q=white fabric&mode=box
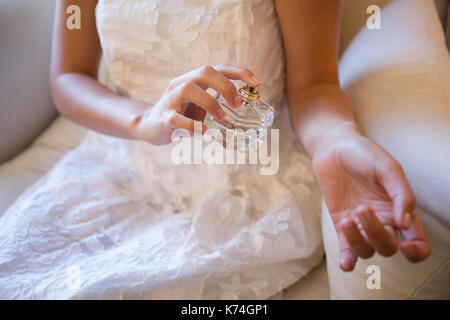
[0,115,330,300]
[0,0,324,299]
[282,259,330,300]
[325,0,450,299]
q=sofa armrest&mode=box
[0,0,57,163]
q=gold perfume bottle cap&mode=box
[239,85,260,101]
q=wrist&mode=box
[306,120,362,159]
[288,82,361,159]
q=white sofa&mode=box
[0,0,448,299]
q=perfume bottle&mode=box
[203,84,275,149]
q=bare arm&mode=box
[50,0,147,139]
[275,0,430,271]
[275,0,356,156]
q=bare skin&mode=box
[51,0,431,271]
[275,0,430,270]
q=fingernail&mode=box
[403,212,411,230]
[340,258,351,272]
[234,95,242,108]
[252,75,262,84]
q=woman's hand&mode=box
[132,63,261,145]
[312,122,431,271]
[275,0,431,272]
[52,2,260,143]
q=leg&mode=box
[324,0,450,299]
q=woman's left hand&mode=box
[312,122,431,271]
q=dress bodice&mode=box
[96,0,286,107]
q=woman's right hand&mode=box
[132,63,262,145]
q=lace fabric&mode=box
[0,0,323,299]
[96,0,286,107]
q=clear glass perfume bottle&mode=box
[203,84,275,149]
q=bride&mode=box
[0,0,430,299]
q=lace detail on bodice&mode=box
[96,0,285,107]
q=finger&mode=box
[175,81,226,119]
[342,218,375,259]
[166,111,206,133]
[167,112,194,132]
[376,158,416,230]
[184,104,206,121]
[195,65,242,108]
[399,209,431,263]
[337,226,358,272]
[356,206,398,257]
[173,65,241,108]
[215,63,262,87]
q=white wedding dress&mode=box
[0,0,323,299]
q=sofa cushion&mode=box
[0,117,87,216]
[341,0,448,54]
[0,0,57,163]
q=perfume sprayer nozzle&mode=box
[239,85,260,101]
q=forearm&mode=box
[51,72,148,139]
[289,82,360,157]
[50,0,146,140]
[275,0,357,156]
